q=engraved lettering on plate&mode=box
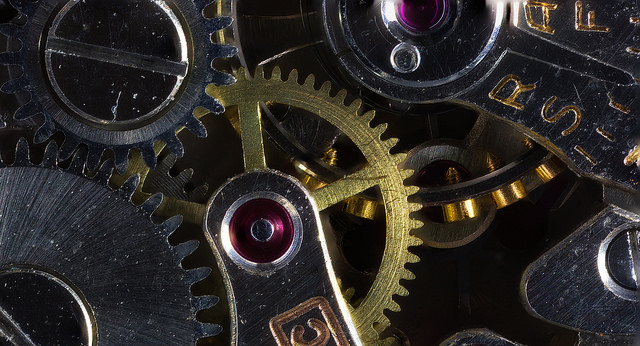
[489,74,537,110]
[625,145,640,166]
[575,145,598,165]
[628,17,640,55]
[541,96,582,136]
[608,93,632,114]
[596,127,616,142]
[270,297,348,346]
[524,1,558,34]
[575,1,609,32]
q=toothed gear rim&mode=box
[0,0,237,173]
[207,67,422,342]
[0,140,220,344]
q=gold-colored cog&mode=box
[207,67,423,343]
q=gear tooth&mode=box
[400,168,414,180]
[163,135,184,158]
[120,174,141,200]
[397,285,410,297]
[94,159,115,184]
[374,123,388,137]
[197,322,223,338]
[85,147,104,172]
[188,184,209,201]
[13,138,31,165]
[211,69,237,87]
[42,141,59,168]
[140,193,163,215]
[175,167,194,185]
[0,51,21,65]
[320,81,332,94]
[303,73,315,88]
[34,122,56,144]
[0,23,20,37]
[287,69,299,83]
[192,295,219,311]
[343,287,356,302]
[335,89,348,104]
[408,202,422,213]
[385,137,399,149]
[208,16,233,31]
[113,148,131,174]
[236,67,248,81]
[186,266,212,284]
[58,137,77,160]
[192,0,210,13]
[140,144,159,168]
[402,268,416,281]
[160,215,183,237]
[176,240,200,262]
[213,43,238,59]
[255,65,266,80]
[394,152,407,162]
[199,96,224,117]
[186,115,209,136]
[68,148,88,174]
[411,219,424,230]
[14,100,40,120]
[387,299,401,312]
[11,0,38,14]
[348,98,362,113]
[408,251,421,263]
[361,110,376,124]
[160,153,178,171]
[2,76,28,94]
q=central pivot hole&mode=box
[396,0,450,32]
[228,198,297,264]
[250,218,275,242]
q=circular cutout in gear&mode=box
[0,140,220,344]
[0,0,237,173]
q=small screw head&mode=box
[391,43,421,73]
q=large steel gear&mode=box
[0,0,237,173]
[0,139,218,344]
[206,66,422,343]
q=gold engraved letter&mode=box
[270,296,348,346]
[625,145,640,166]
[628,17,640,54]
[575,145,598,165]
[575,1,609,32]
[525,1,558,34]
[607,93,631,114]
[542,96,582,136]
[489,74,537,110]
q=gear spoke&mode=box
[238,102,268,171]
[312,164,384,211]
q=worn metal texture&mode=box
[0,140,218,344]
[0,0,237,173]
[522,205,640,334]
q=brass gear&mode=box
[207,67,422,343]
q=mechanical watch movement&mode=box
[0,0,638,345]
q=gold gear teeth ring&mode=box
[207,66,423,343]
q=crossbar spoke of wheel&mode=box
[239,103,267,171]
[312,164,384,211]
